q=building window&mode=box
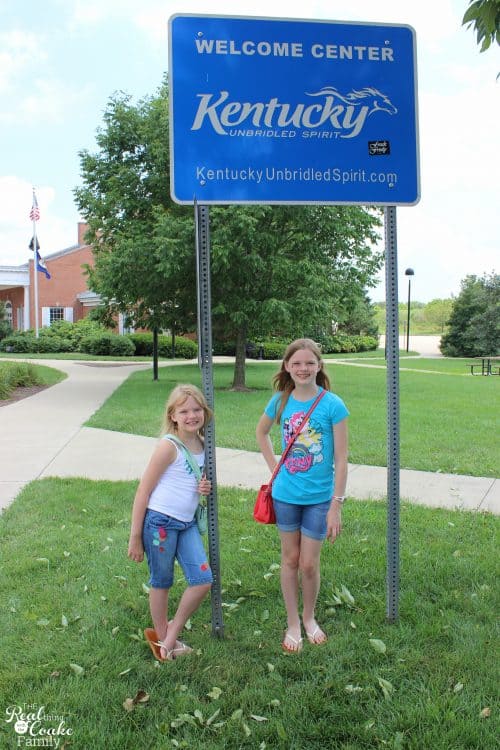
[49,307,64,324]
[5,301,13,326]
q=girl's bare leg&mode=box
[300,535,327,644]
[160,583,211,658]
[279,530,303,650]
[149,587,169,641]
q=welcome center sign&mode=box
[169,15,419,205]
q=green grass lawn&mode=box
[86,360,500,478]
[0,478,498,750]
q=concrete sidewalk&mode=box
[1,358,498,515]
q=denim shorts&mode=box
[273,499,331,541]
[142,509,213,589]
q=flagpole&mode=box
[31,189,40,338]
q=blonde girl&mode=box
[128,384,213,661]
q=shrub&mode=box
[51,319,105,351]
[316,334,378,353]
[212,340,237,356]
[0,320,12,342]
[128,333,197,359]
[0,362,40,399]
[80,333,137,356]
[158,336,197,359]
[108,336,135,357]
[0,333,38,353]
[261,341,287,359]
[35,336,66,353]
[128,333,154,356]
[80,333,115,355]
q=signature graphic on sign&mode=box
[369,140,391,155]
[191,86,397,139]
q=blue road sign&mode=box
[169,15,419,205]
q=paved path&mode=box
[379,334,442,357]
[1,356,498,515]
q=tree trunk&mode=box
[152,327,159,381]
[231,324,247,390]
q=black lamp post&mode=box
[405,268,414,352]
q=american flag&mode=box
[29,191,40,221]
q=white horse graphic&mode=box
[307,86,398,116]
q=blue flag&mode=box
[36,250,51,280]
[29,236,51,279]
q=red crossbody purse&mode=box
[253,389,326,524]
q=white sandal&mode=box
[282,631,303,653]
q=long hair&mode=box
[272,338,331,423]
[160,384,213,437]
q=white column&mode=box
[23,285,30,330]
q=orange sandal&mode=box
[144,628,165,661]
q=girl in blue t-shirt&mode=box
[256,339,349,653]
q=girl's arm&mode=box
[256,413,278,473]
[326,418,349,543]
[127,440,176,562]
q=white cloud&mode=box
[21,78,94,124]
[0,30,46,92]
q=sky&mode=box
[1,0,498,303]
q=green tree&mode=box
[372,302,387,333]
[422,298,454,333]
[440,273,499,356]
[75,80,384,388]
[462,0,500,52]
[208,204,382,386]
[74,84,195,337]
[336,291,379,336]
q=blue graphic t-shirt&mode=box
[264,388,349,505]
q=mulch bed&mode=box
[0,384,49,407]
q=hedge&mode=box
[212,335,378,359]
[318,334,379,353]
[0,325,376,358]
[80,333,135,357]
[128,333,197,359]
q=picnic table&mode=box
[469,357,500,376]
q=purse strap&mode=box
[268,388,326,486]
[165,433,203,481]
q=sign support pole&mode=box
[384,206,400,623]
[194,202,224,638]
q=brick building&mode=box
[0,223,103,331]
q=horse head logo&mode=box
[344,87,398,116]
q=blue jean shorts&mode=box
[273,499,331,541]
[142,509,213,589]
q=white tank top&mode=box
[147,437,204,522]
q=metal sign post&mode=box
[194,202,224,637]
[384,206,400,622]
